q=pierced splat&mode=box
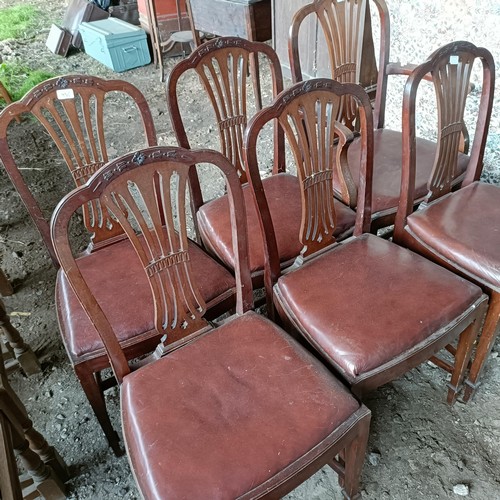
[51,146,252,383]
[394,41,495,244]
[167,37,284,215]
[289,0,383,130]
[426,52,475,201]
[244,79,373,264]
[316,0,366,128]
[279,91,356,256]
[32,91,123,245]
[0,75,156,264]
[195,49,255,182]
[102,162,209,341]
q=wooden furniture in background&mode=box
[137,0,189,45]
[394,41,496,403]
[141,0,195,81]
[51,145,371,499]
[1,299,41,376]
[245,78,488,403]
[187,0,272,46]
[0,356,69,499]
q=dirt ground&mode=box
[1,0,500,499]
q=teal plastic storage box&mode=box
[79,18,150,72]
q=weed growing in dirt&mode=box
[0,5,38,40]
[0,62,54,103]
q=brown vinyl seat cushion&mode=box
[406,181,500,292]
[274,234,482,381]
[197,173,356,273]
[347,129,470,214]
[56,237,236,360]
[122,311,360,499]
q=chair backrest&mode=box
[51,146,253,383]
[394,41,495,241]
[0,75,157,266]
[167,37,285,213]
[289,0,389,129]
[244,79,373,294]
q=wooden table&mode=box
[188,0,272,43]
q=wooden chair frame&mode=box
[0,357,69,499]
[0,74,157,267]
[288,0,480,232]
[394,41,496,403]
[51,145,371,499]
[167,36,285,219]
[1,299,41,376]
[394,41,495,236]
[0,268,13,297]
[289,0,390,128]
[244,78,373,303]
[245,78,487,403]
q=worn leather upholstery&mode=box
[122,311,360,499]
[197,173,356,273]
[406,181,500,292]
[56,237,235,360]
[275,234,482,381]
[347,129,470,214]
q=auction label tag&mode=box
[56,89,75,100]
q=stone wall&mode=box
[380,0,500,182]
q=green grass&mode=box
[0,62,54,103]
[0,5,39,41]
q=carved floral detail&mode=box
[56,78,69,88]
[132,151,145,165]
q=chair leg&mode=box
[0,268,14,297]
[14,433,66,500]
[463,291,500,402]
[24,421,70,483]
[0,299,41,376]
[75,365,123,456]
[0,413,22,500]
[447,300,486,404]
[340,412,371,500]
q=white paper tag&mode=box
[449,55,459,65]
[56,88,75,100]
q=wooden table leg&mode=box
[0,299,41,376]
[1,359,70,490]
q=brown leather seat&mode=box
[347,129,470,216]
[122,311,361,499]
[198,173,356,273]
[400,182,500,404]
[274,234,482,383]
[56,237,236,360]
[53,147,371,499]
[406,181,500,291]
[391,42,495,403]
